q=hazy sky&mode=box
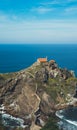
[0,0,77,44]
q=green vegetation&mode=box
[41,116,59,130]
[43,77,77,103]
[0,72,17,80]
[12,128,23,130]
[27,63,42,75]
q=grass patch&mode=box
[41,115,59,130]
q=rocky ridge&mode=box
[0,60,77,130]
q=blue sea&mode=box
[0,44,77,76]
[56,107,77,130]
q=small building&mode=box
[37,57,47,63]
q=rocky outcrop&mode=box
[0,60,77,130]
[35,67,48,83]
[40,92,55,115]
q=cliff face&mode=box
[0,60,77,129]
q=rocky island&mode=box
[0,58,77,130]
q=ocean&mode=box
[0,44,77,76]
[56,107,77,130]
[0,43,77,130]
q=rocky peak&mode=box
[35,60,74,83]
[0,60,77,130]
